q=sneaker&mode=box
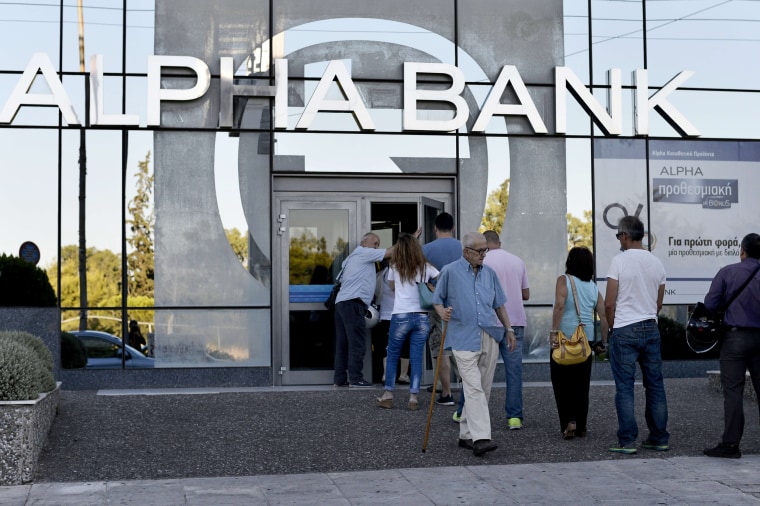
[452,411,462,423]
[397,375,410,384]
[609,443,637,455]
[704,442,741,459]
[436,394,455,406]
[508,418,522,430]
[426,385,443,394]
[349,379,373,388]
[641,439,669,451]
[333,381,349,387]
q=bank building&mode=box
[1,0,756,389]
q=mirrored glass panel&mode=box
[153,309,271,367]
[646,1,760,90]
[0,2,60,69]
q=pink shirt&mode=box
[483,248,529,327]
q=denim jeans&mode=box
[608,319,669,446]
[499,326,524,420]
[385,312,429,394]
[718,328,760,444]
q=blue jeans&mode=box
[499,326,524,420]
[608,319,669,446]
[385,312,429,394]
[455,327,524,418]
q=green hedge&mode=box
[0,331,56,401]
[0,254,56,307]
[61,331,87,369]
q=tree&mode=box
[479,178,594,250]
[49,245,123,334]
[127,152,154,297]
[479,179,509,233]
[225,228,248,267]
[567,210,593,250]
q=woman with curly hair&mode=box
[376,233,438,410]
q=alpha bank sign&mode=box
[0,52,699,138]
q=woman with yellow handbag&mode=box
[549,247,609,439]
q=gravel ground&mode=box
[33,377,760,483]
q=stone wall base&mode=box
[0,384,60,485]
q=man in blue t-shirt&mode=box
[422,212,462,405]
[334,232,393,387]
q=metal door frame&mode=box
[273,176,455,386]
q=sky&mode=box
[2,0,760,267]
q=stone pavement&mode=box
[1,376,760,504]
[1,456,759,505]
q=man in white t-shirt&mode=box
[604,215,669,455]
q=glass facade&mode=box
[1,0,757,386]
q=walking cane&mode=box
[422,319,448,452]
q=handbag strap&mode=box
[722,263,760,312]
[566,274,582,326]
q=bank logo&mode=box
[652,178,738,209]
[216,17,507,246]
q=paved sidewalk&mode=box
[2,456,759,504]
[2,377,760,504]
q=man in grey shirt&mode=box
[334,232,393,387]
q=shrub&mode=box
[61,331,87,369]
[2,330,54,372]
[0,336,56,401]
[0,254,56,307]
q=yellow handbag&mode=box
[552,275,591,365]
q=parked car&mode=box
[71,330,155,369]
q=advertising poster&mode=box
[594,139,760,304]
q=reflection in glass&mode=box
[288,209,348,371]
[289,209,348,296]
[154,309,270,367]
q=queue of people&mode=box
[330,213,759,459]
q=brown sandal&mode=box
[563,421,576,439]
[376,397,393,409]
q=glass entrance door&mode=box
[276,200,356,385]
[273,178,453,386]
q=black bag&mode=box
[324,283,340,310]
[686,302,723,353]
[686,264,760,353]
[324,267,344,310]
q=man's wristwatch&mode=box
[506,327,515,334]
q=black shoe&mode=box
[704,442,741,459]
[333,381,349,387]
[436,394,455,406]
[350,379,373,388]
[458,438,473,450]
[473,439,498,456]
[426,385,443,394]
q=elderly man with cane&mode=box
[431,232,516,456]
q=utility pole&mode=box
[77,0,88,331]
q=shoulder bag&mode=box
[324,268,343,310]
[417,265,435,310]
[552,275,592,365]
[687,263,760,353]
